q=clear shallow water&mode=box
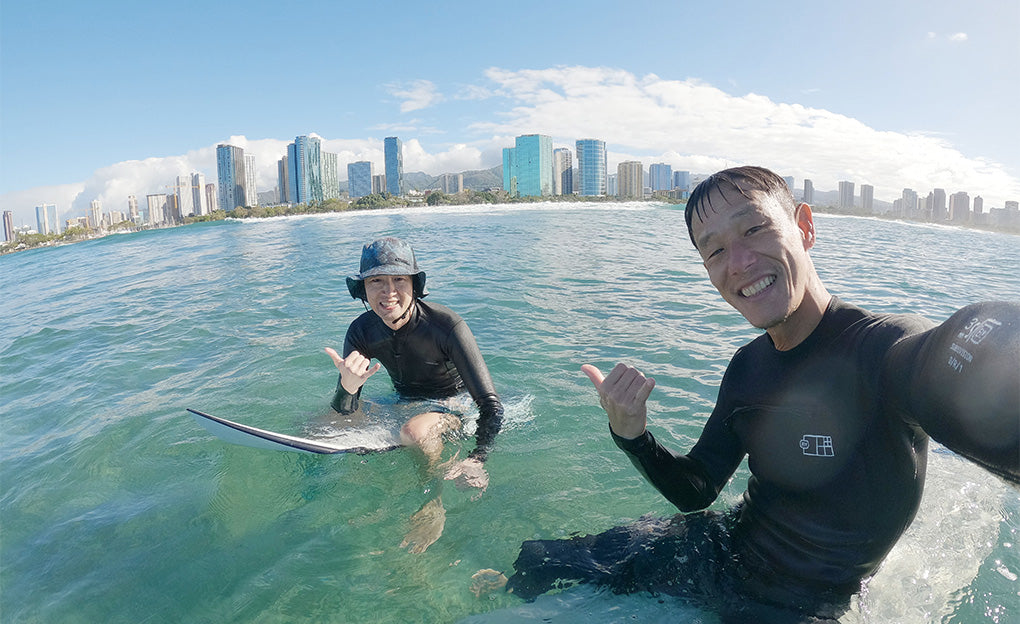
[1,204,1017,624]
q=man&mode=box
[504,166,1018,621]
[326,236,503,553]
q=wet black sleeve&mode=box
[885,301,1020,484]
[330,326,365,414]
[447,320,504,461]
[612,429,725,512]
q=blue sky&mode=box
[2,0,1018,226]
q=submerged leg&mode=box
[398,411,461,553]
[399,411,461,464]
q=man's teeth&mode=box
[741,276,776,297]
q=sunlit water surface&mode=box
[1,203,1017,623]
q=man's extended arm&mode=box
[885,301,1019,484]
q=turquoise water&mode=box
[1,203,1018,624]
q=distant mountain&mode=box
[402,166,503,192]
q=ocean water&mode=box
[1,203,1017,624]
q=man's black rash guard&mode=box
[615,298,1019,597]
[885,301,1020,483]
[331,300,504,461]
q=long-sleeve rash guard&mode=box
[614,298,1019,596]
[331,299,504,461]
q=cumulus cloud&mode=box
[3,65,1017,227]
[468,66,1019,205]
[387,79,443,113]
[949,32,968,42]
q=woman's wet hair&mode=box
[684,166,797,248]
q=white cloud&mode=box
[3,66,1018,227]
[949,32,968,42]
[468,66,1020,205]
[387,79,443,113]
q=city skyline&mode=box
[1,1,1018,227]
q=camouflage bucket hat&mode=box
[346,237,428,300]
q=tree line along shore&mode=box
[3,189,1016,257]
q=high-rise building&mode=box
[244,155,258,206]
[673,170,691,191]
[838,181,855,211]
[932,188,948,221]
[949,191,970,223]
[277,157,290,203]
[3,210,14,242]
[288,135,322,204]
[176,175,195,218]
[89,200,103,229]
[783,176,795,193]
[372,174,387,195]
[348,161,373,198]
[803,179,814,204]
[192,173,208,216]
[973,196,984,216]
[217,144,247,210]
[502,147,517,197]
[321,152,339,200]
[35,204,58,235]
[899,188,918,219]
[127,195,139,223]
[511,134,553,197]
[146,194,167,225]
[384,136,403,196]
[861,185,874,214]
[553,148,573,196]
[617,161,644,199]
[439,173,464,194]
[576,139,607,197]
[205,184,217,213]
[649,163,672,192]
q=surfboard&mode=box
[187,408,401,455]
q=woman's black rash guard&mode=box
[331,299,504,461]
[614,298,1019,595]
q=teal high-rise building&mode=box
[384,137,403,196]
[576,139,607,196]
[503,134,552,198]
[288,135,323,204]
[216,144,247,210]
[348,161,373,198]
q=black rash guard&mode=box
[613,298,1019,598]
[331,299,504,461]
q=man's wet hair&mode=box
[684,166,797,249]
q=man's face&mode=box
[690,185,815,331]
[365,274,415,329]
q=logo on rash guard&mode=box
[800,434,835,457]
[958,316,1001,346]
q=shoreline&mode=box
[4,194,1017,257]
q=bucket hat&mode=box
[346,237,428,300]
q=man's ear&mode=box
[796,203,816,249]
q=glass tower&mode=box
[509,134,552,198]
[385,137,403,196]
[576,139,607,196]
[648,164,672,192]
[216,144,247,210]
[348,161,373,198]
[289,136,322,204]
